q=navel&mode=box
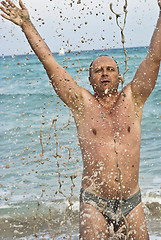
[92,129,97,135]
[128,126,131,132]
[115,177,119,182]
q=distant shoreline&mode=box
[0,46,148,58]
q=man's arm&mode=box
[130,0,161,105]
[0,0,84,111]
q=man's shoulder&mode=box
[118,83,138,107]
[121,82,132,94]
[81,88,95,101]
[122,82,145,108]
[119,83,144,117]
[117,83,132,101]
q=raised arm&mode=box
[0,0,84,111]
[130,0,161,105]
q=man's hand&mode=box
[158,0,161,8]
[0,0,30,27]
[131,0,161,106]
[0,0,84,112]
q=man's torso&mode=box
[73,84,143,199]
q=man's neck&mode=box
[94,90,119,102]
[94,91,120,111]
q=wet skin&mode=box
[75,56,149,239]
[1,1,161,238]
[75,56,141,199]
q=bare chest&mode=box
[76,96,139,142]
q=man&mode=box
[1,0,161,239]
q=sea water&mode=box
[0,47,161,239]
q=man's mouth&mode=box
[101,79,110,84]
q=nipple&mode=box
[92,129,97,135]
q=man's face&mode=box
[89,56,120,95]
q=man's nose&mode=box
[102,69,108,76]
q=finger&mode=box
[1,12,11,20]
[0,6,10,15]
[19,0,26,10]
[1,1,14,12]
[1,1,8,8]
[5,0,16,8]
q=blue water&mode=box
[0,47,161,239]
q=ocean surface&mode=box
[0,47,161,239]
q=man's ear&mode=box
[118,74,125,86]
[118,74,123,82]
[89,76,92,85]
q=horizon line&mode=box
[0,45,148,58]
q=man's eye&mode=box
[95,69,101,72]
[108,67,114,71]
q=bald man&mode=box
[1,0,161,239]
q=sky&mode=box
[0,0,159,56]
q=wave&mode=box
[0,191,161,239]
[142,191,161,217]
[0,92,58,98]
[1,190,161,218]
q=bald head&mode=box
[89,55,119,77]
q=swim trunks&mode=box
[80,188,141,228]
